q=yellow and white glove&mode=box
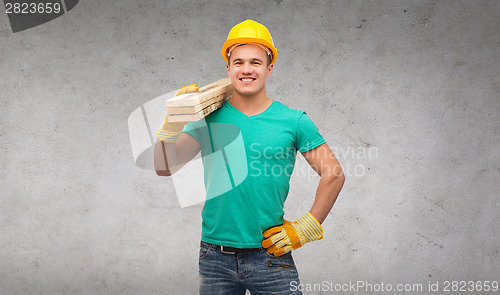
[156,84,199,142]
[262,212,323,256]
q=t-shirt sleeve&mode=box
[295,111,326,153]
[181,120,201,144]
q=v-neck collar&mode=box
[225,99,275,118]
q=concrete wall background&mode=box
[1,0,498,294]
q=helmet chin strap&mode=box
[226,43,272,61]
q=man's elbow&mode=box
[326,165,345,185]
[336,172,345,186]
[155,169,172,177]
[337,166,345,183]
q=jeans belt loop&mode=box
[220,246,236,255]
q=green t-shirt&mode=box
[182,99,325,248]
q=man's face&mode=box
[226,44,273,97]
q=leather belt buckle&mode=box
[220,246,236,255]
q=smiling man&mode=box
[227,44,273,101]
[155,19,345,295]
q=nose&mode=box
[241,62,252,74]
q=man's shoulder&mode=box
[272,100,306,117]
[202,100,232,122]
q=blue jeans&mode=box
[198,241,302,295]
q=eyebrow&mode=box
[232,58,264,63]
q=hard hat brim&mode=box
[222,37,277,64]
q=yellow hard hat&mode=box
[221,20,278,64]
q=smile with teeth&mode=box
[240,77,256,82]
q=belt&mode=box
[215,245,260,254]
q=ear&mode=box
[267,64,274,77]
[226,63,230,76]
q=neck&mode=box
[229,88,272,115]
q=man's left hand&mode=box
[262,212,323,256]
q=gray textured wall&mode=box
[1,0,499,294]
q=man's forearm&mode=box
[262,171,344,256]
[309,173,345,224]
[154,138,177,176]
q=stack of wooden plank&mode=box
[165,78,233,122]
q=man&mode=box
[154,20,344,295]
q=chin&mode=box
[235,88,259,97]
[237,85,263,96]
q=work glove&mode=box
[156,84,199,142]
[262,212,323,257]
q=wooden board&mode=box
[167,97,228,122]
[166,91,229,115]
[165,78,233,122]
